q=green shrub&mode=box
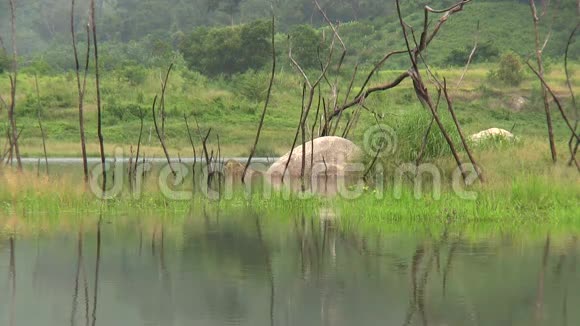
[493,51,524,86]
[118,65,148,85]
[232,69,270,102]
[390,109,462,163]
[105,102,144,123]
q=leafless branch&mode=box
[184,114,198,187]
[152,94,175,176]
[244,16,276,183]
[395,0,472,181]
[565,23,579,167]
[529,0,557,162]
[134,107,145,181]
[34,75,49,176]
[7,0,22,171]
[72,0,90,183]
[443,79,484,181]
[526,62,580,143]
[90,0,106,191]
[456,20,480,88]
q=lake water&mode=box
[0,212,578,326]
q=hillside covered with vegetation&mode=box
[0,0,578,159]
[1,0,578,73]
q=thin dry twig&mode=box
[244,16,276,183]
[456,20,480,88]
[34,75,49,175]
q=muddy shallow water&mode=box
[0,211,578,326]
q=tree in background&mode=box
[288,25,320,69]
[495,51,524,86]
[179,20,271,76]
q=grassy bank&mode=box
[1,63,578,158]
[1,140,578,233]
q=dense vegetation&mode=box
[0,0,578,225]
[0,0,578,160]
[0,0,578,75]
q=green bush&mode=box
[231,69,270,102]
[390,109,462,163]
[118,65,148,85]
[493,51,524,86]
[105,102,144,123]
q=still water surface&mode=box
[0,213,578,326]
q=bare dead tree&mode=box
[72,0,91,184]
[184,114,198,188]
[529,0,557,162]
[152,64,175,175]
[526,62,580,171]
[333,63,358,135]
[281,83,307,184]
[393,0,476,181]
[244,16,276,183]
[133,107,145,183]
[443,79,485,182]
[152,95,175,176]
[7,0,22,171]
[34,75,49,175]
[2,128,23,167]
[283,1,345,188]
[193,117,213,186]
[128,145,134,191]
[90,0,106,192]
[565,23,579,167]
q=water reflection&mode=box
[1,213,579,326]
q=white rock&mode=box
[267,136,363,191]
[470,128,514,142]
